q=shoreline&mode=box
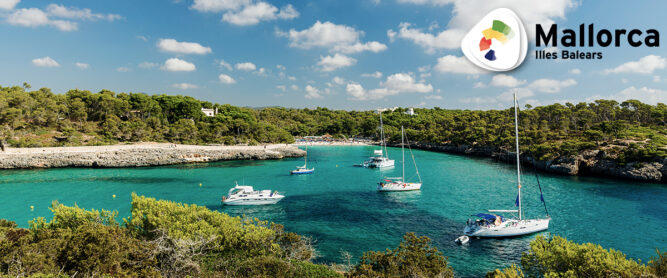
[0,143,305,169]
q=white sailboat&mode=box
[464,92,550,237]
[363,112,394,168]
[291,145,314,174]
[378,126,422,191]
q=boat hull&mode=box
[464,218,550,237]
[369,160,395,168]
[291,169,314,175]
[223,196,284,206]
[377,182,421,191]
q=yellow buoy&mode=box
[30,205,34,211]
[112,194,116,199]
[199,183,202,187]
[336,165,338,167]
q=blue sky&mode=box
[0,0,666,110]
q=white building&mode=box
[405,107,416,116]
[202,107,218,117]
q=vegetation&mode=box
[1,84,664,163]
[0,195,338,278]
[486,235,667,278]
[350,232,454,277]
[1,198,665,277]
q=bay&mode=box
[0,145,665,277]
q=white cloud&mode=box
[7,8,78,31]
[276,85,286,92]
[45,4,121,21]
[218,73,236,84]
[434,55,485,75]
[276,64,286,70]
[569,68,581,74]
[528,78,576,93]
[157,39,212,55]
[489,74,526,87]
[0,0,20,10]
[218,60,233,70]
[383,73,433,93]
[172,83,199,89]
[497,88,535,102]
[332,76,345,85]
[290,84,299,91]
[347,73,433,100]
[32,56,59,67]
[280,21,386,54]
[222,2,298,26]
[305,85,323,99]
[610,86,667,105]
[136,35,148,42]
[333,41,387,54]
[161,58,196,72]
[653,75,661,83]
[362,71,383,78]
[392,0,576,51]
[603,55,666,75]
[116,67,131,72]
[288,76,296,81]
[473,81,486,88]
[235,62,256,71]
[190,0,251,12]
[75,62,89,69]
[318,54,357,72]
[621,78,629,84]
[425,95,443,100]
[138,62,158,69]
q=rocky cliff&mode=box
[410,143,666,184]
[0,144,305,169]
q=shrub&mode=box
[351,232,453,278]
[520,235,649,277]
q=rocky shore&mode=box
[0,143,305,169]
[409,143,667,184]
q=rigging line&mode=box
[530,152,550,217]
[404,129,422,183]
[516,98,550,217]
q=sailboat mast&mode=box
[401,126,405,182]
[379,112,388,158]
[514,92,522,220]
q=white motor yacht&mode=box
[222,183,284,205]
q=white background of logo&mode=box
[461,8,528,72]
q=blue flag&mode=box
[515,194,519,207]
[540,193,544,202]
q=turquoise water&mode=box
[0,146,665,276]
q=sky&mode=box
[0,0,666,110]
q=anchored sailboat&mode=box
[291,145,314,174]
[463,92,550,237]
[377,126,422,191]
[361,112,395,168]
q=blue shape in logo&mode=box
[484,49,496,61]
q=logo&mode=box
[461,8,527,72]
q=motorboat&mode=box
[222,183,284,205]
[463,92,550,237]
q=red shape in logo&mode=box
[479,37,492,51]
